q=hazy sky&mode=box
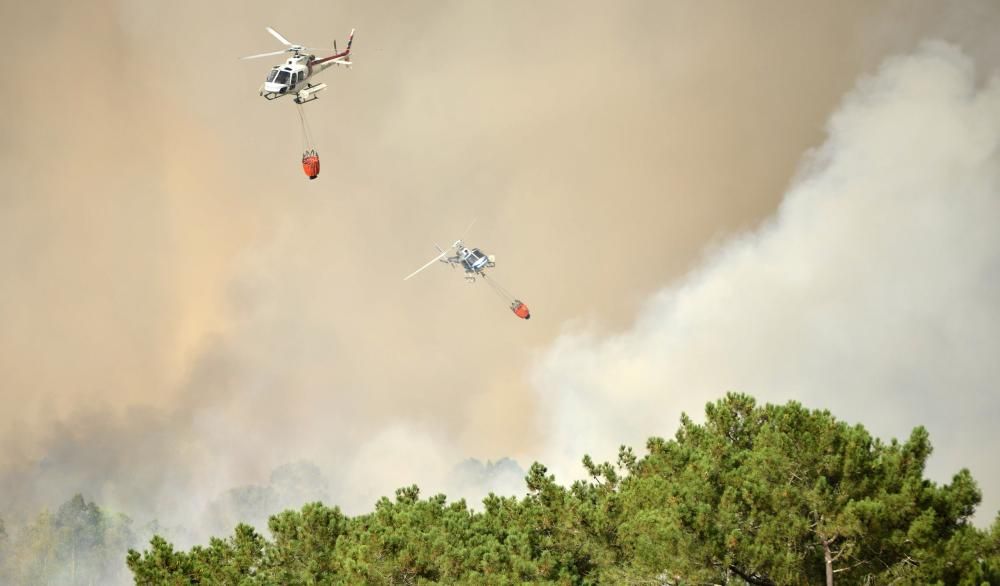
[1,0,998,534]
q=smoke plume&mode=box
[534,41,1000,519]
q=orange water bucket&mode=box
[511,301,530,320]
[302,150,320,179]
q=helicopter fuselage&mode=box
[245,27,353,102]
[260,53,347,101]
[404,239,494,282]
[448,247,495,280]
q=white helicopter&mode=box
[405,240,497,283]
[405,236,531,320]
[242,27,354,104]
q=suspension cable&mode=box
[482,273,516,305]
[296,103,315,152]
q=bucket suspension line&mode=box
[297,103,320,179]
[482,273,514,303]
[296,102,315,151]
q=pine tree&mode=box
[125,394,1000,585]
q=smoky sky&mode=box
[1,0,998,536]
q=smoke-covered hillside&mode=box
[0,457,523,585]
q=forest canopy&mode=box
[122,393,1000,584]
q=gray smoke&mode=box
[533,41,1000,520]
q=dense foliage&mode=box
[126,394,1000,585]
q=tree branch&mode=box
[728,564,776,586]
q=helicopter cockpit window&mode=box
[266,69,279,83]
[275,70,291,85]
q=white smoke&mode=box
[532,41,1000,519]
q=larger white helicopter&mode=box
[242,27,354,104]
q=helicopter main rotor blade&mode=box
[241,49,288,60]
[266,26,293,46]
[459,218,477,239]
[404,249,451,281]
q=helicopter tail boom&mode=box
[313,29,355,67]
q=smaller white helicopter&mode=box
[242,27,354,104]
[404,240,496,283]
[405,232,531,320]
